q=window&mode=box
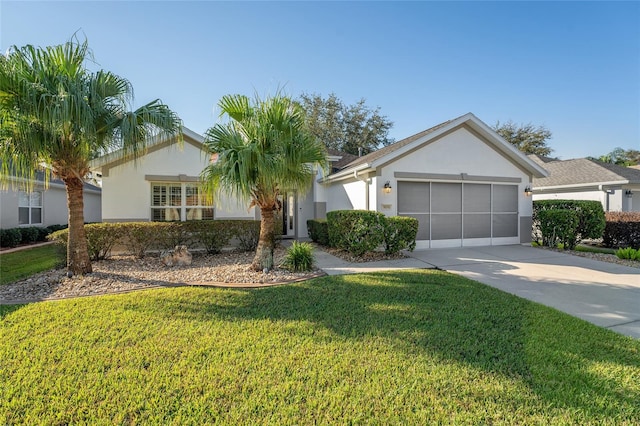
[19,191,43,225]
[150,183,213,221]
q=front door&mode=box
[281,192,296,238]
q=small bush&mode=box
[383,216,419,255]
[615,247,640,261]
[533,200,605,245]
[36,227,51,241]
[46,224,68,233]
[0,228,22,248]
[85,223,126,260]
[327,210,385,256]
[154,222,193,251]
[121,222,159,258]
[307,219,329,246]
[538,209,579,249]
[231,220,261,251]
[603,212,640,249]
[186,221,233,254]
[19,227,41,244]
[281,241,314,272]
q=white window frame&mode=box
[150,182,213,222]
[18,190,43,226]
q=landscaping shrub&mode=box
[84,223,126,260]
[307,219,329,246]
[185,220,233,254]
[615,247,640,261]
[537,209,579,249]
[36,227,51,241]
[281,241,314,272]
[19,227,41,244]
[603,212,640,249]
[48,223,125,260]
[0,228,22,248]
[154,222,193,250]
[46,224,67,233]
[120,222,160,258]
[231,220,261,251]
[383,216,418,254]
[327,210,385,256]
[533,200,605,245]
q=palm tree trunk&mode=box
[64,176,92,275]
[251,207,277,272]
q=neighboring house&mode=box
[91,114,547,249]
[530,155,640,212]
[0,171,102,229]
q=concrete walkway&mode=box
[313,244,640,339]
[405,245,640,339]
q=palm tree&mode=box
[201,94,327,271]
[0,37,182,275]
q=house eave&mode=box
[320,164,373,183]
[533,180,630,192]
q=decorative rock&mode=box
[160,245,193,267]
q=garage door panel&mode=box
[493,185,518,212]
[493,213,518,237]
[398,182,429,212]
[432,213,462,240]
[463,213,491,238]
[431,183,461,213]
[464,184,491,213]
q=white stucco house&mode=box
[90,113,548,248]
[530,155,640,212]
[0,171,102,229]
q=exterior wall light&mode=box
[524,185,533,197]
[625,189,633,198]
[383,181,392,194]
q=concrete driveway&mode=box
[405,245,640,339]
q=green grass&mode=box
[1,270,639,424]
[576,244,617,255]
[0,244,63,285]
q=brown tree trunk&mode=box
[64,175,92,275]
[251,206,276,272]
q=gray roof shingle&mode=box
[530,155,640,188]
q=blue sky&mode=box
[1,1,638,159]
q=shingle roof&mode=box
[326,148,358,171]
[530,155,640,188]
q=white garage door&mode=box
[397,181,518,247]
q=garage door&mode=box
[397,181,518,247]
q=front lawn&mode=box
[0,244,63,285]
[1,270,638,424]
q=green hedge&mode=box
[537,209,579,249]
[327,210,386,256]
[533,200,605,245]
[313,212,419,256]
[604,212,640,249]
[48,220,263,259]
[307,219,329,246]
[184,221,232,254]
[0,228,22,248]
[383,216,419,254]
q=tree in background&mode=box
[298,93,394,156]
[492,121,553,156]
[201,94,327,271]
[594,148,640,166]
[0,37,182,275]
